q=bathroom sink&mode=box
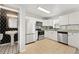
[5,31,17,45]
[6,31,17,34]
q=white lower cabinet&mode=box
[26,33,37,44]
[45,31,57,41]
[51,31,57,41]
[68,33,79,49]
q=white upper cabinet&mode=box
[53,19,60,28]
[69,12,79,24]
[53,15,69,28]
[43,20,53,26]
[58,11,79,25]
[53,11,79,27]
[43,20,48,26]
[59,15,69,25]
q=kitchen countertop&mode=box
[57,30,79,33]
[44,29,79,33]
[44,29,58,31]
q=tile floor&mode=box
[0,43,18,54]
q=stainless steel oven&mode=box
[38,30,44,40]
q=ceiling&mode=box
[3,4,79,19]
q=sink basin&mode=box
[6,31,17,34]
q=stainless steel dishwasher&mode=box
[57,31,68,44]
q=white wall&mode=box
[18,6,26,52]
[8,17,17,28]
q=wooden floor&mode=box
[0,43,18,54]
[20,39,77,54]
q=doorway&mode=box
[0,5,18,54]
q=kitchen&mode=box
[23,4,79,54]
[1,4,79,54]
[2,1,79,59]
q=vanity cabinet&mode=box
[68,32,79,49]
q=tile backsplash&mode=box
[60,25,79,30]
[67,25,79,30]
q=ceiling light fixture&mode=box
[38,7,50,14]
[0,5,18,12]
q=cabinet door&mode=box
[43,20,53,26]
[26,20,35,34]
[68,33,74,46]
[69,12,79,24]
[45,31,52,39]
[53,19,60,28]
[45,31,57,41]
[68,33,79,49]
[43,20,48,26]
[48,20,53,26]
[44,31,51,38]
[26,35,31,44]
[35,31,38,41]
[59,15,68,25]
[26,34,36,44]
[52,31,57,41]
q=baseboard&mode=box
[26,41,36,45]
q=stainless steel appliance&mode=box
[35,21,44,40]
[38,30,44,40]
[57,31,68,44]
